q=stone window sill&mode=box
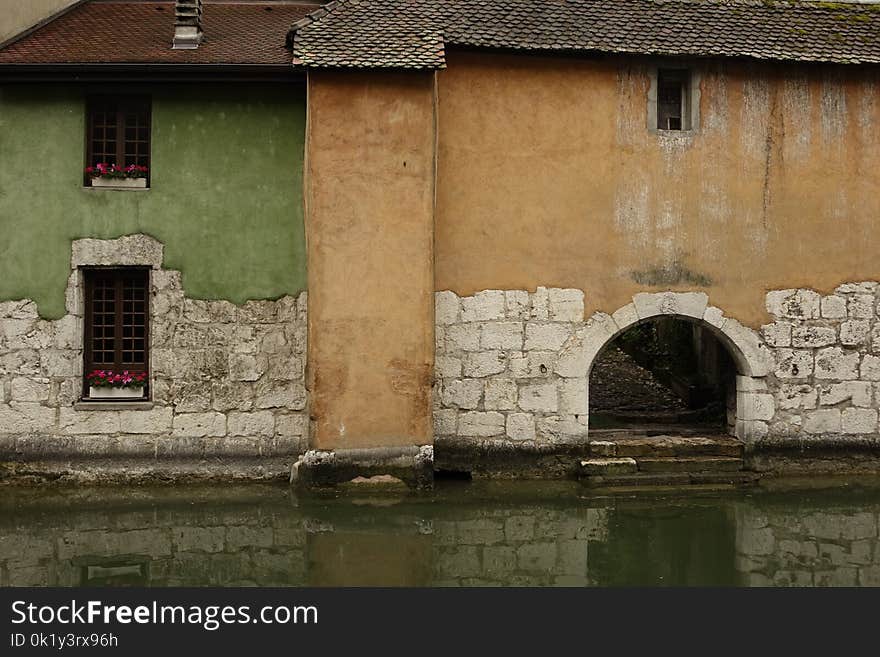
[82,187,150,192]
[74,401,154,411]
[652,129,696,137]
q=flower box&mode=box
[90,177,147,189]
[86,163,149,189]
[89,385,145,399]
[86,370,148,400]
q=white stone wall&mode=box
[0,235,309,469]
[435,284,880,449]
[435,288,591,446]
[762,283,880,442]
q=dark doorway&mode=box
[589,317,737,435]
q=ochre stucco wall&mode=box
[306,71,436,450]
[435,52,880,327]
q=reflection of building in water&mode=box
[735,499,880,587]
[81,561,151,587]
[587,502,738,586]
[431,508,607,587]
[0,487,878,587]
[0,488,309,587]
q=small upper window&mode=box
[85,97,151,187]
[656,69,692,132]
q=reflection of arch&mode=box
[555,292,774,442]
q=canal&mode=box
[1,479,878,587]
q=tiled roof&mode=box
[0,1,320,65]
[289,0,880,69]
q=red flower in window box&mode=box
[86,370,147,400]
[86,163,148,189]
[86,163,149,179]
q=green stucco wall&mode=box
[0,83,306,318]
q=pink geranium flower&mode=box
[86,162,148,180]
[86,369,148,389]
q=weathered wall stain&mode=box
[434,53,880,327]
[630,261,712,287]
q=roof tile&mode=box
[290,0,880,68]
[0,1,320,65]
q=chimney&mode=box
[173,0,203,49]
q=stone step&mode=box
[578,456,743,478]
[579,458,638,476]
[589,427,727,438]
[581,471,761,489]
[635,456,744,474]
[689,471,762,486]
[589,434,743,459]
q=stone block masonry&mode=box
[434,287,770,459]
[5,244,880,482]
[435,287,591,458]
[0,235,308,481]
[435,283,880,473]
[762,284,880,445]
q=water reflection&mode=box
[1,481,878,587]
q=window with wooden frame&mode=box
[85,96,151,185]
[648,65,700,134]
[657,69,688,130]
[83,268,150,399]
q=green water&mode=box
[1,479,878,587]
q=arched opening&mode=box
[589,316,738,436]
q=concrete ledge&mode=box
[747,449,880,477]
[74,401,155,411]
[0,433,304,460]
[0,459,292,485]
[81,187,150,193]
[745,435,880,453]
[291,445,434,490]
[745,436,880,475]
[435,437,591,479]
[0,433,305,484]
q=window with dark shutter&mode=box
[86,97,151,184]
[83,268,150,399]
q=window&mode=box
[648,67,698,133]
[657,69,687,131]
[85,97,151,185]
[83,268,150,399]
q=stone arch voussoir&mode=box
[554,291,774,442]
